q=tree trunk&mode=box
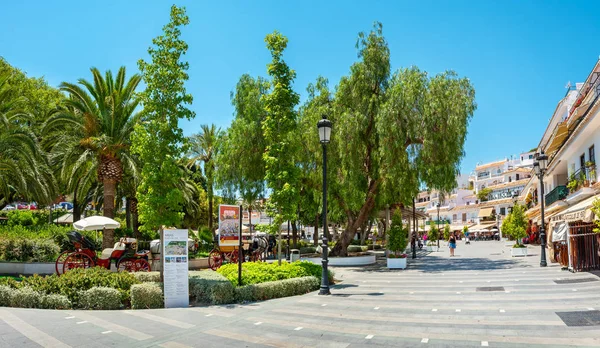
[126,198,132,230]
[102,178,116,249]
[73,188,81,223]
[292,221,298,249]
[360,220,372,245]
[131,198,139,240]
[314,213,319,246]
[208,190,214,239]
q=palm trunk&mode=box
[126,198,132,230]
[131,198,139,240]
[102,178,116,249]
[73,190,81,223]
[292,221,298,249]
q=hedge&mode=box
[347,245,368,253]
[78,287,122,310]
[0,238,60,262]
[189,271,235,305]
[217,261,334,287]
[235,276,319,302]
[3,287,72,309]
[131,282,163,309]
[133,271,161,283]
[299,246,317,254]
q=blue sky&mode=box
[1,0,599,173]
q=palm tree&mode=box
[0,71,55,206]
[187,124,222,235]
[43,67,141,248]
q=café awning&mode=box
[546,122,569,156]
[550,195,597,223]
[469,222,496,232]
[478,208,494,219]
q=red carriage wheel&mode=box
[117,259,136,272]
[208,249,223,270]
[62,252,95,273]
[55,250,72,275]
[229,251,239,264]
[133,259,151,272]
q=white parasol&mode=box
[73,216,121,230]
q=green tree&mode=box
[132,6,195,239]
[444,223,451,240]
[428,221,439,244]
[387,210,407,256]
[477,188,492,202]
[43,67,141,248]
[322,23,476,256]
[505,203,527,246]
[261,32,300,236]
[0,71,55,206]
[187,124,222,235]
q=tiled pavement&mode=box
[2,240,600,347]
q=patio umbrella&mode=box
[73,216,121,245]
[73,216,121,231]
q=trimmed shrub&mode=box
[217,261,333,287]
[0,285,12,306]
[78,287,122,310]
[133,271,161,283]
[347,245,368,253]
[0,238,60,262]
[189,271,235,305]
[40,294,72,309]
[9,287,42,308]
[235,276,319,302]
[299,246,317,254]
[131,282,163,309]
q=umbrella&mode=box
[54,213,73,224]
[73,216,121,230]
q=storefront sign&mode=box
[219,205,241,246]
[552,209,587,223]
[163,229,189,308]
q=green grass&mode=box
[0,275,22,281]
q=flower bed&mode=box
[216,261,333,286]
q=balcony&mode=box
[566,165,597,204]
[545,185,568,207]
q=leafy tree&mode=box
[387,210,407,256]
[320,23,476,256]
[428,221,439,244]
[132,6,195,238]
[261,32,300,236]
[0,71,55,206]
[444,223,451,240]
[504,203,527,246]
[477,187,491,202]
[187,124,222,234]
[43,67,141,248]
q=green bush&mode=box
[132,271,161,283]
[6,210,39,226]
[9,287,42,308]
[347,245,368,253]
[217,261,333,287]
[40,294,72,309]
[0,238,60,262]
[235,276,319,302]
[131,283,164,309]
[14,267,140,305]
[0,285,12,306]
[299,246,317,254]
[189,271,235,305]
[78,287,122,310]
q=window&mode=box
[509,176,512,183]
[516,174,520,180]
[500,207,506,216]
[529,154,533,159]
[462,213,466,222]
[452,214,457,222]
[580,153,586,169]
[589,145,595,164]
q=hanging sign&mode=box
[163,229,189,308]
[219,205,241,246]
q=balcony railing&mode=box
[568,165,597,193]
[545,185,568,207]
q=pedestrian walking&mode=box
[449,234,456,257]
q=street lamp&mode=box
[317,115,332,295]
[533,151,549,267]
[436,202,441,248]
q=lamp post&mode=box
[436,202,441,248]
[317,115,332,295]
[533,151,549,267]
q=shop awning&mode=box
[550,195,598,223]
[468,222,496,232]
[546,122,569,156]
[551,221,568,242]
[478,208,494,218]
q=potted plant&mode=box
[387,210,408,269]
[443,224,451,241]
[589,198,600,246]
[567,173,578,193]
[426,221,439,252]
[587,161,597,183]
[504,204,528,257]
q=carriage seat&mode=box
[100,241,127,259]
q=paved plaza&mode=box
[2,241,600,348]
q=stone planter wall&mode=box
[0,262,56,276]
[511,247,528,257]
[300,254,376,266]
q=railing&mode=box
[545,185,568,206]
[569,222,600,272]
[568,165,596,193]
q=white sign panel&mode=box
[163,229,189,308]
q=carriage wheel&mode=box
[55,251,72,275]
[62,252,94,273]
[208,249,223,270]
[133,259,151,272]
[117,259,136,272]
[229,251,239,264]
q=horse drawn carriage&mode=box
[208,233,269,270]
[55,231,151,274]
